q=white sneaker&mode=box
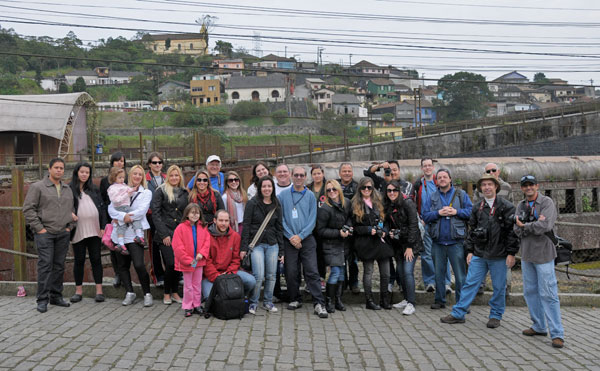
[445,284,452,295]
[393,300,408,309]
[122,292,136,306]
[248,304,258,315]
[403,303,415,315]
[143,293,153,307]
[314,303,329,318]
[262,303,278,312]
[426,284,435,292]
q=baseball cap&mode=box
[206,155,221,165]
[520,175,537,186]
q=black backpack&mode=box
[203,274,246,320]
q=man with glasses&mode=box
[278,166,328,318]
[513,175,564,349]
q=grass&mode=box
[99,111,174,129]
[103,134,190,148]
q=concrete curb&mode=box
[2,281,599,307]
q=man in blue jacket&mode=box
[278,166,328,318]
[423,168,472,309]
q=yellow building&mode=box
[372,126,403,139]
[191,74,221,106]
[145,31,208,55]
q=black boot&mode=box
[325,283,336,313]
[335,282,346,311]
[365,293,381,310]
[380,291,392,310]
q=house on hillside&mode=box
[367,78,395,99]
[97,100,153,112]
[259,54,296,70]
[542,85,577,103]
[332,94,366,120]
[214,59,245,73]
[348,60,390,75]
[311,88,334,112]
[489,71,529,99]
[225,73,287,104]
[190,74,221,107]
[371,100,436,127]
[305,78,325,90]
[64,67,142,86]
[0,93,94,165]
[158,80,190,110]
[144,31,208,55]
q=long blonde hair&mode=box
[188,169,214,202]
[127,165,148,189]
[159,165,185,203]
[324,179,345,208]
[224,170,247,203]
[351,177,384,222]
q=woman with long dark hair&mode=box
[247,161,270,200]
[69,162,106,303]
[222,170,247,233]
[351,177,393,310]
[384,180,421,315]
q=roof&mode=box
[369,78,393,86]
[159,80,190,89]
[305,78,325,83]
[146,33,204,41]
[65,70,96,77]
[226,73,286,89]
[541,85,575,91]
[109,71,143,78]
[217,59,244,64]
[372,102,397,110]
[400,99,433,108]
[0,93,94,140]
[351,60,380,69]
[332,94,360,105]
[392,83,411,90]
[493,71,529,82]
[261,54,295,62]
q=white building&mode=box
[225,73,287,104]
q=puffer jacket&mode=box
[204,224,242,282]
[385,198,422,255]
[351,202,394,261]
[465,197,520,259]
[316,198,352,266]
[151,186,189,241]
[172,220,210,272]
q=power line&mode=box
[374,0,600,12]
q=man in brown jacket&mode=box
[23,158,75,313]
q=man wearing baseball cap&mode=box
[440,173,518,328]
[513,175,565,348]
[187,155,225,193]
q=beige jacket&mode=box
[22,176,74,234]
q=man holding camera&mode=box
[440,174,518,328]
[364,160,412,196]
[513,175,564,349]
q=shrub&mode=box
[271,109,289,125]
[230,101,267,121]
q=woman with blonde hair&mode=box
[351,177,393,310]
[222,170,247,233]
[189,169,224,226]
[151,165,188,305]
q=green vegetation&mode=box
[435,71,493,121]
[171,104,229,127]
[230,101,267,121]
[271,109,289,125]
[0,74,44,94]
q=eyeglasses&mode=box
[293,173,306,178]
[326,188,337,193]
[386,189,399,193]
[196,178,209,183]
[227,178,240,183]
[485,168,498,174]
[151,161,163,165]
[360,186,373,191]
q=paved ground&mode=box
[0,297,599,370]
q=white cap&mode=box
[206,155,221,165]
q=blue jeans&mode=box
[451,256,507,320]
[328,266,344,284]
[201,271,256,301]
[421,228,451,286]
[432,242,466,305]
[396,255,417,305]
[522,260,564,339]
[249,243,279,306]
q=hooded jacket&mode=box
[204,224,242,282]
[172,220,210,272]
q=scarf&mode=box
[225,189,244,232]
[195,189,217,217]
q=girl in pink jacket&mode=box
[172,203,210,317]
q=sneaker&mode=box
[440,314,465,324]
[445,285,452,295]
[430,302,446,309]
[122,292,136,306]
[287,301,302,310]
[156,279,164,288]
[393,300,408,309]
[134,236,146,247]
[402,303,416,315]
[143,293,153,307]
[248,304,258,315]
[426,284,435,292]
[314,304,329,318]
[487,318,501,328]
[184,309,193,317]
[262,303,278,313]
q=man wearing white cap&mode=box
[187,155,225,194]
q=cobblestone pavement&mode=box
[0,297,599,371]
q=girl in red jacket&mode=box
[172,203,210,317]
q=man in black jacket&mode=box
[440,174,519,328]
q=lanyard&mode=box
[192,224,197,257]
[292,188,307,208]
[479,199,496,216]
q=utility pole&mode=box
[285,46,287,58]
[349,53,352,67]
[413,88,418,135]
[417,88,422,135]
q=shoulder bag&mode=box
[240,207,276,272]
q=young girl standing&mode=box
[172,203,210,317]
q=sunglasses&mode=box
[227,178,240,183]
[196,178,209,183]
[386,189,399,193]
[360,186,373,191]
[326,188,337,193]
[293,173,306,178]
[520,175,536,183]
[151,161,163,165]
[485,168,498,174]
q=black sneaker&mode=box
[287,301,302,310]
[430,303,446,309]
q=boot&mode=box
[335,282,346,311]
[325,283,336,313]
[380,291,392,310]
[365,293,381,310]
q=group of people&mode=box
[21,154,565,348]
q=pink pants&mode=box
[182,267,203,310]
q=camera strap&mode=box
[478,199,496,216]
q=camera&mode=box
[384,168,391,176]
[341,225,353,235]
[510,209,535,223]
[389,229,401,240]
[471,227,488,244]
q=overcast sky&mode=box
[1,0,599,86]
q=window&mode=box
[200,98,204,103]
[326,94,330,98]
[328,103,331,108]
[178,44,181,50]
[193,98,197,105]
[271,90,280,98]
[208,86,215,91]
[153,44,157,51]
[207,97,211,103]
[251,91,260,101]
[232,92,239,99]
[215,97,218,102]
[190,43,193,50]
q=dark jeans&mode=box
[116,243,151,294]
[362,258,390,296]
[315,236,326,279]
[148,217,164,283]
[396,255,417,305]
[72,236,103,285]
[158,243,179,295]
[35,231,70,303]
[284,235,325,306]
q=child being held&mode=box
[107,168,145,255]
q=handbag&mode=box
[101,223,116,251]
[241,207,276,272]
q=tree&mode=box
[436,71,492,121]
[230,101,267,121]
[214,40,233,58]
[533,72,550,85]
[72,76,87,92]
[271,109,289,125]
[58,82,69,93]
[382,113,395,123]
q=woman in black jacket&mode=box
[316,179,352,313]
[188,169,224,226]
[151,165,188,305]
[69,162,107,303]
[351,177,393,310]
[240,176,284,315]
[384,180,422,315]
